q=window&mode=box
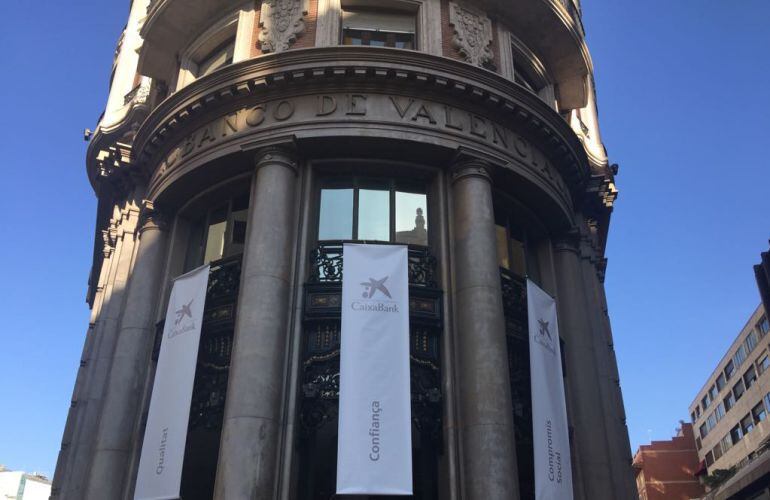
[700,423,708,439]
[318,180,428,246]
[730,424,743,443]
[752,401,767,424]
[741,413,755,435]
[696,436,702,450]
[758,316,769,338]
[713,443,723,461]
[725,393,736,412]
[735,345,748,368]
[691,411,697,422]
[716,402,726,422]
[513,59,540,93]
[758,351,770,375]
[709,385,719,401]
[705,450,714,467]
[508,34,553,104]
[495,225,527,277]
[764,393,770,413]
[706,412,718,431]
[176,14,240,91]
[745,331,759,355]
[726,360,736,380]
[702,394,711,411]
[745,365,758,389]
[717,372,727,391]
[196,38,235,78]
[186,192,250,269]
[734,379,746,401]
[341,8,416,49]
[696,405,702,418]
[721,433,733,453]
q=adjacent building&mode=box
[633,422,705,500]
[689,303,770,498]
[51,0,635,498]
[0,466,52,500]
[756,243,770,315]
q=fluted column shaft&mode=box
[84,204,169,499]
[214,147,298,500]
[552,233,615,500]
[451,159,520,500]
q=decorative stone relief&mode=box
[259,0,309,53]
[448,2,494,67]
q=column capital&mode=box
[450,157,494,184]
[254,145,299,175]
[138,200,168,233]
[553,228,581,254]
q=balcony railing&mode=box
[308,241,437,288]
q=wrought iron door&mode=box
[501,268,535,500]
[297,243,443,499]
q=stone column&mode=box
[63,200,142,500]
[214,146,298,500]
[552,232,615,500]
[576,219,636,498]
[450,159,520,500]
[51,232,114,498]
[84,202,169,499]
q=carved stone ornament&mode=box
[448,2,494,67]
[259,0,309,53]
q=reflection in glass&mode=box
[204,206,228,264]
[395,192,428,246]
[319,189,354,240]
[510,237,526,277]
[358,189,390,241]
[496,225,509,269]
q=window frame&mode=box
[340,6,418,50]
[316,0,441,55]
[175,7,253,91]
[734,379,746,400]
[741,413,755,435]
[744,364,758,389]
[752,401,767,424]
[315,175,431,247]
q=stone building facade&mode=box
[52,0,634,498]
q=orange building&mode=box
[634,423,706,500]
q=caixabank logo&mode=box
[169,298,196,339]
[351,276,400,313]
[534,318,556,355]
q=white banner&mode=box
[135,264,210,500]
[527,279,574,500]
[337,244,412,495]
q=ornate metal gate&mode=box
[297,243,443,499]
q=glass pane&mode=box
[395,191,428,246]
[184,219,205,271]
[203,206,227,264]
[358,189,390,241]
[319,189,354,240]
[496,225,509,269]
[228,193,250,254]
[509,237,526,277]
[198,39,235,77]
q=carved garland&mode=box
[448,2,494,68]
[259,0,310,53]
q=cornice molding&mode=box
[127,47,591,199]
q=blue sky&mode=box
[0,0,768,478]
